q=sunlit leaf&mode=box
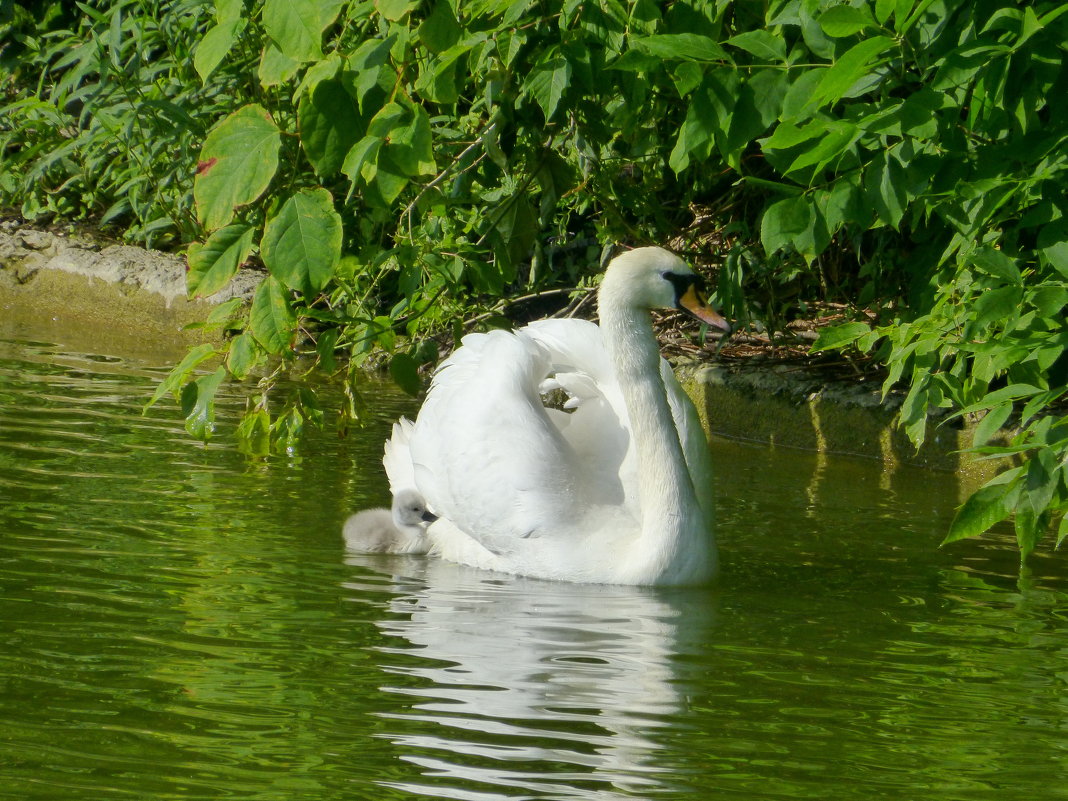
[810,36,895,109]
[194,104,281,231]
[194,17,244,82]
[630,33,728,62]
[186,223,254,297]
[943,469,1023,544]
[818,5,876,37]
[249,276,296,354]
[261,188,343,294]
[810,322,872,352]
[146,343,218,410]
[298,78,363,177]
[182,365,227,441]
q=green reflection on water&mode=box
[1,322,1067,801]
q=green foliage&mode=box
[3,0,1067,557]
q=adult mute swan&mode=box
[342,488,437,554]
[381,246,730,585]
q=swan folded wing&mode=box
[383,418,418,495]
[527,316,712,520]
[408,330,588,553]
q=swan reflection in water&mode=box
[343,555,719,799]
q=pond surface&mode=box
[2,314,1068,801]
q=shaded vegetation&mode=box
[1,0,1066,557]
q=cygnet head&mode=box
[391,488,437,531]
[600,246,731,332]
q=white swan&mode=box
[342,488,437,554]
[381,246,730,585]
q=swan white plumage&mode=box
[342,488,437,554]
[379,246,730,585]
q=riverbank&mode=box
[0,222,998,487]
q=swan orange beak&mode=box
[679,283,732,334]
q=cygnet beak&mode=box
[421,509,438,524]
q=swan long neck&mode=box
[598,285,712,581]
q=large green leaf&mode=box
[262,0,346,62]
[146,343,218,410]
[298,78,363,177]
[194,17,244,82]
[226,332,266,380]
[817,5,876,37]
[943,469,1022,544]
[725,30,786,61]
[760,195,812,255]
[261,188,343,294]
[181,366,228,441]
[186,223,254,297]
[249,275,297,354]
[809,36,895,109]
[418,1,461,52]
[194,105,281,231]
[810,322,872,352]
[525,54,572,123]
[630,34,729,62]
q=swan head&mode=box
[392,488,438,530]
[601,246,731,333]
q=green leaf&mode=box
[810,36,895,109]
[195,17,244,82]
[194,104,281,231]
[249,275,296,354]
[971,246,1022,285]
[262,0,345,62]
[900,380,929,446]
[341,135,383,193]
[943,470,1022,544]
[971,402,1012,448]
[817,5,876,37]
[272,406,305,453]
[631,33,729,62]
[389,352,422,396]
[968,285,1023,335]
[525,54,572,123]
[226,332,265,380]
[261,188,343,294]
[760,195,812,255]
[385,101,437,176]
[298,78,363,177]
[182,366,227,441]
[376,0,418,21]
[146,343,219,410]
[810,321,872,352]
[418,1,461,53]
[725,30,786,61]
[1023,448,1057,519]
[186,223,254,298]
[784,121,859,176]
[669,92,717,173]
[204,297,244,329]
[258,43,301,87]
[237,408,272,457]
[954,384,1043,417]
[865,148,908,229]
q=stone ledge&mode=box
[679,362,1007,491]
[0,222,260,357]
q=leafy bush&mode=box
[3,0,1066,556]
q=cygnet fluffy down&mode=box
[342,489,436,554]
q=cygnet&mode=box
[342,489,437,554]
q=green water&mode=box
[1,318,1067,801]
